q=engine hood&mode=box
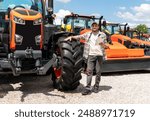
[131,38,150,46]
[10,8,42,20]
[111,34,131,42]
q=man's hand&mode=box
[104,45,110,49]
[99,43,110,49]
[65,36,72,41]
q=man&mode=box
[65,22,109,95]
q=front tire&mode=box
[54,37,83,91]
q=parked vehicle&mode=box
[0,0,83,90]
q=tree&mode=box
[135,24,148,33]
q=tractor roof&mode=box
[65,13,96,19]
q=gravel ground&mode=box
[0,71,150,104]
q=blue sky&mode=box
[54,0,150,27]
[1,0,150,27]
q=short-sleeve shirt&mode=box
[77,31,106,57]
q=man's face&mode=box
[91,24,99,32]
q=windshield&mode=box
[66,17,94,29]
[0,0,42,12]
[105,25,121,35]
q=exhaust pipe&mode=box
[99,16,103,31]
[48,0,53,14]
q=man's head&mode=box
[91,22,99,32]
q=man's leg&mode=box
[93,56,103,93]
[82,55,95,95]
[86,56,96,89]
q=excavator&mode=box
[63,13,150,72]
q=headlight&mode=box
[35,35,41,45]
[15,34,23,45]
[14,16,25,25]
[33,18,42,25]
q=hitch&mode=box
[25,48,33,58]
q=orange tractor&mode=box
[125,28,150,55]
[0,0,83,91]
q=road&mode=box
[0,71,150,104]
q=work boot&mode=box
[82,88,91,95]
[92,86,99,93]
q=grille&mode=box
[15,20,41,50]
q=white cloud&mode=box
[56,0,71,3]
[132,4,150,13]
[54,9,71,25]
[116,3,150,27]
[119,6,126,10]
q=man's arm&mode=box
[99,42,110,49]
[65,33,87,41]
[97,33,110,49]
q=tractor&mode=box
[0,0,83,91]
[125,28,150,55]
[102,22,150,55]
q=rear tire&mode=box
[54,37,83,91]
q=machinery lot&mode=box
[0,71,150,104]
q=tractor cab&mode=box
[101,22,132,48]
[102,23,122,35]
[63,13,96,35]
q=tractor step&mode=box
[0,53,7,57]
[0,46,4,51]
[0,46,6,53]
[0,47,4,49]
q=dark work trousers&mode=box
[86,55,103,90]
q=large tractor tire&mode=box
[54,37,83,91]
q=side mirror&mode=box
[30,5,38,11]
[127,26,130,31]
[47,7,53,14]
[103,21,107,27]
[63,18,67,24]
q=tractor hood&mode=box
[111,34,131,43]
[131,38,150,46]
[10,8,42,21]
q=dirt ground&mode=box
[0,71,150,104]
